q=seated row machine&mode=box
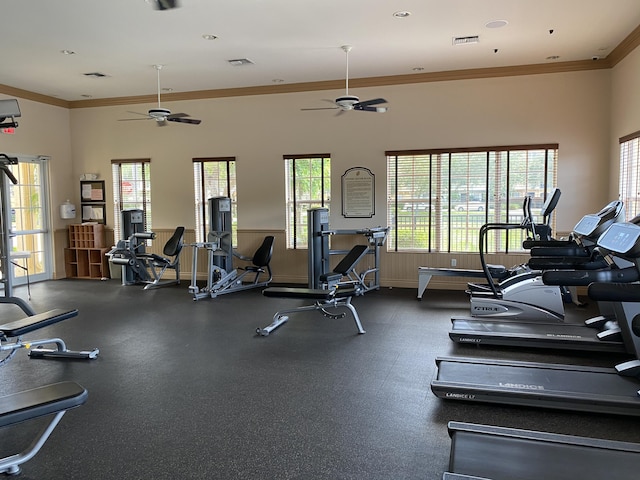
[257,244,369,336]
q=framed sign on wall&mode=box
[342,167,374,218]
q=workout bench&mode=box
[256,245,370,336]
[0,309,99,363]
[0,381,87,475]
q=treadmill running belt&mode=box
[448,422,640,480]
[432,357,640,416]
[449,318,626,353]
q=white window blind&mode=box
[111,159,151,241]
[619,131,640,220]
[284,154,331,249]
[193,157,237,244]
[386,145,557,253]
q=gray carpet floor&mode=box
[1,279,639,479]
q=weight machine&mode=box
[0,144,97,360]
[108,210,185,290]
[307,207,388,293]
[189,197,273,300]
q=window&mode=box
[111,159,151,241]
[193,157,237,243]
[619,131,640,220]
[284,154,331,249]
[386,145,557,253]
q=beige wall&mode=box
[3,59,629,286]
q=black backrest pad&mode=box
[163,226,185,257]
[541,188,561,217]
[0,309,79,337]
[0,382,88,428]
[333,245,369,275]
[253,236,274,267]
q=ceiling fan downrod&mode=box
[342,45,352,96]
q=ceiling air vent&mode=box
[83,72,110,78]
[452,36,479,46]
[227,58,254,66]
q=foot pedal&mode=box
[29,347,99,359]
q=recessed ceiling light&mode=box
[546,55,560,60]
[161,87,173,92]
[412,67,424,72]
[485,20,508,29]
[393,11,411,18]
[80,94,92,98]
[202,34,218,40]
[61,50,76,55]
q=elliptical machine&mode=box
[468,199,625,321]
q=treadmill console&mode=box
[573,214,601,237]
[598,222,640,257]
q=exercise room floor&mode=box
[1,279,640,479]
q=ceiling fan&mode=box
[302,45,388,115]
[119,65,201,126]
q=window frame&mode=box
[192,157,237,244]
[284,154,331,249]
[619,130,640,221]
[386,144,558,254]
[111,158,151,241]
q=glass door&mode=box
[6,156,52,285]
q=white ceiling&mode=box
[2,0,640,102]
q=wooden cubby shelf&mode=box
[65,224,110,280]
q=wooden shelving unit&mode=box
[64,224,110,279]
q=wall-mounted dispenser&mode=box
[60,200,76,219]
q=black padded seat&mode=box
[0,309,78,337]
[0,382,87,428]
[0,382,88,475]
[262,287,357,300]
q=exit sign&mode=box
[1,127,15,134]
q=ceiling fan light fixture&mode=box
[335,95,360,109]
[393,11,411,18]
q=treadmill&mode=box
[450,208,633,352]
[444,421,640,480]
[432,221,640,417]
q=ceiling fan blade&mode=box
[153,0,180,10]
[301,107,339,111]
[168,117,202,125]
[166,113,189,119]
[353,107,381,113]
[118,117,152,121]
[354,98,387,108]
